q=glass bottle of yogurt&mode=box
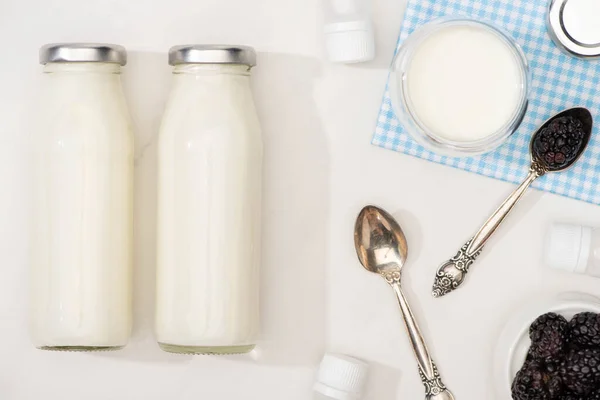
[31,44,134,351]
[155,45,263,354]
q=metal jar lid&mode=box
[39,43,127,65]
[548,0,600,58]
[168,45,256,67]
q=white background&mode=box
[2,0,600,399]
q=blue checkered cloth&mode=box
[373,0,600,204]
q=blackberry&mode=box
[532,115,586,170]
[529,313,568,361]
[568,312,600,348]
[559,348,600,395]
[560,389,600,400]
[512,361,552,400]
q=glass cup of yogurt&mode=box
[389,17,530,157]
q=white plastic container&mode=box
[31,44,134,351]
[323,0,375,63]
[155,45,263,355]
[545,223,600,277]
[314,353,369,400]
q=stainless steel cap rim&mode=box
[548,0,600,58]
[168,45,257,67]
[39,43,127,65]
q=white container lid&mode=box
[545,223,592,274]
[324,20,375,64]
[314,353,369,400]
[548,0,600,58]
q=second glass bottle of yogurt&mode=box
[155,45,263,354]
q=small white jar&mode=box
[155,45,263,355]
[31,44,134,351]
[313,353,369,400]
[322,0,375,63]
[545,223,600,277]
[390,18,529,156]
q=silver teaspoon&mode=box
[433,107,593,298]
[355,206,455,400]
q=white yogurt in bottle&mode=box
[31,44,134,351]
[390,19,529,156]
[155,45,262,355]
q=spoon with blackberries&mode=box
[433,108,593,298]
[513,312,600,400]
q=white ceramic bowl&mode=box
[493,292,600,400]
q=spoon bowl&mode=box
[530,107,592,172]
[354,206,408,275]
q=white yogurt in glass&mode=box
[407,24,523,142]
[390,18,529,156]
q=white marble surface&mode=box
[2,0,600,399]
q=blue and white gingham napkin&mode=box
[373,0,600,205]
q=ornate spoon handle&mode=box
[382,272,454,400]
[432,162,546,298]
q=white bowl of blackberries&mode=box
[505,295,600,400]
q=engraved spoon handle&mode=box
[433,164,544,298]
[467,167,540,255]
[388,278,453,399]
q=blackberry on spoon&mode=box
[532,115,587,170]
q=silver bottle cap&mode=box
[548,0,600,58]
[39,43,127,65]
[168,45,256,67]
